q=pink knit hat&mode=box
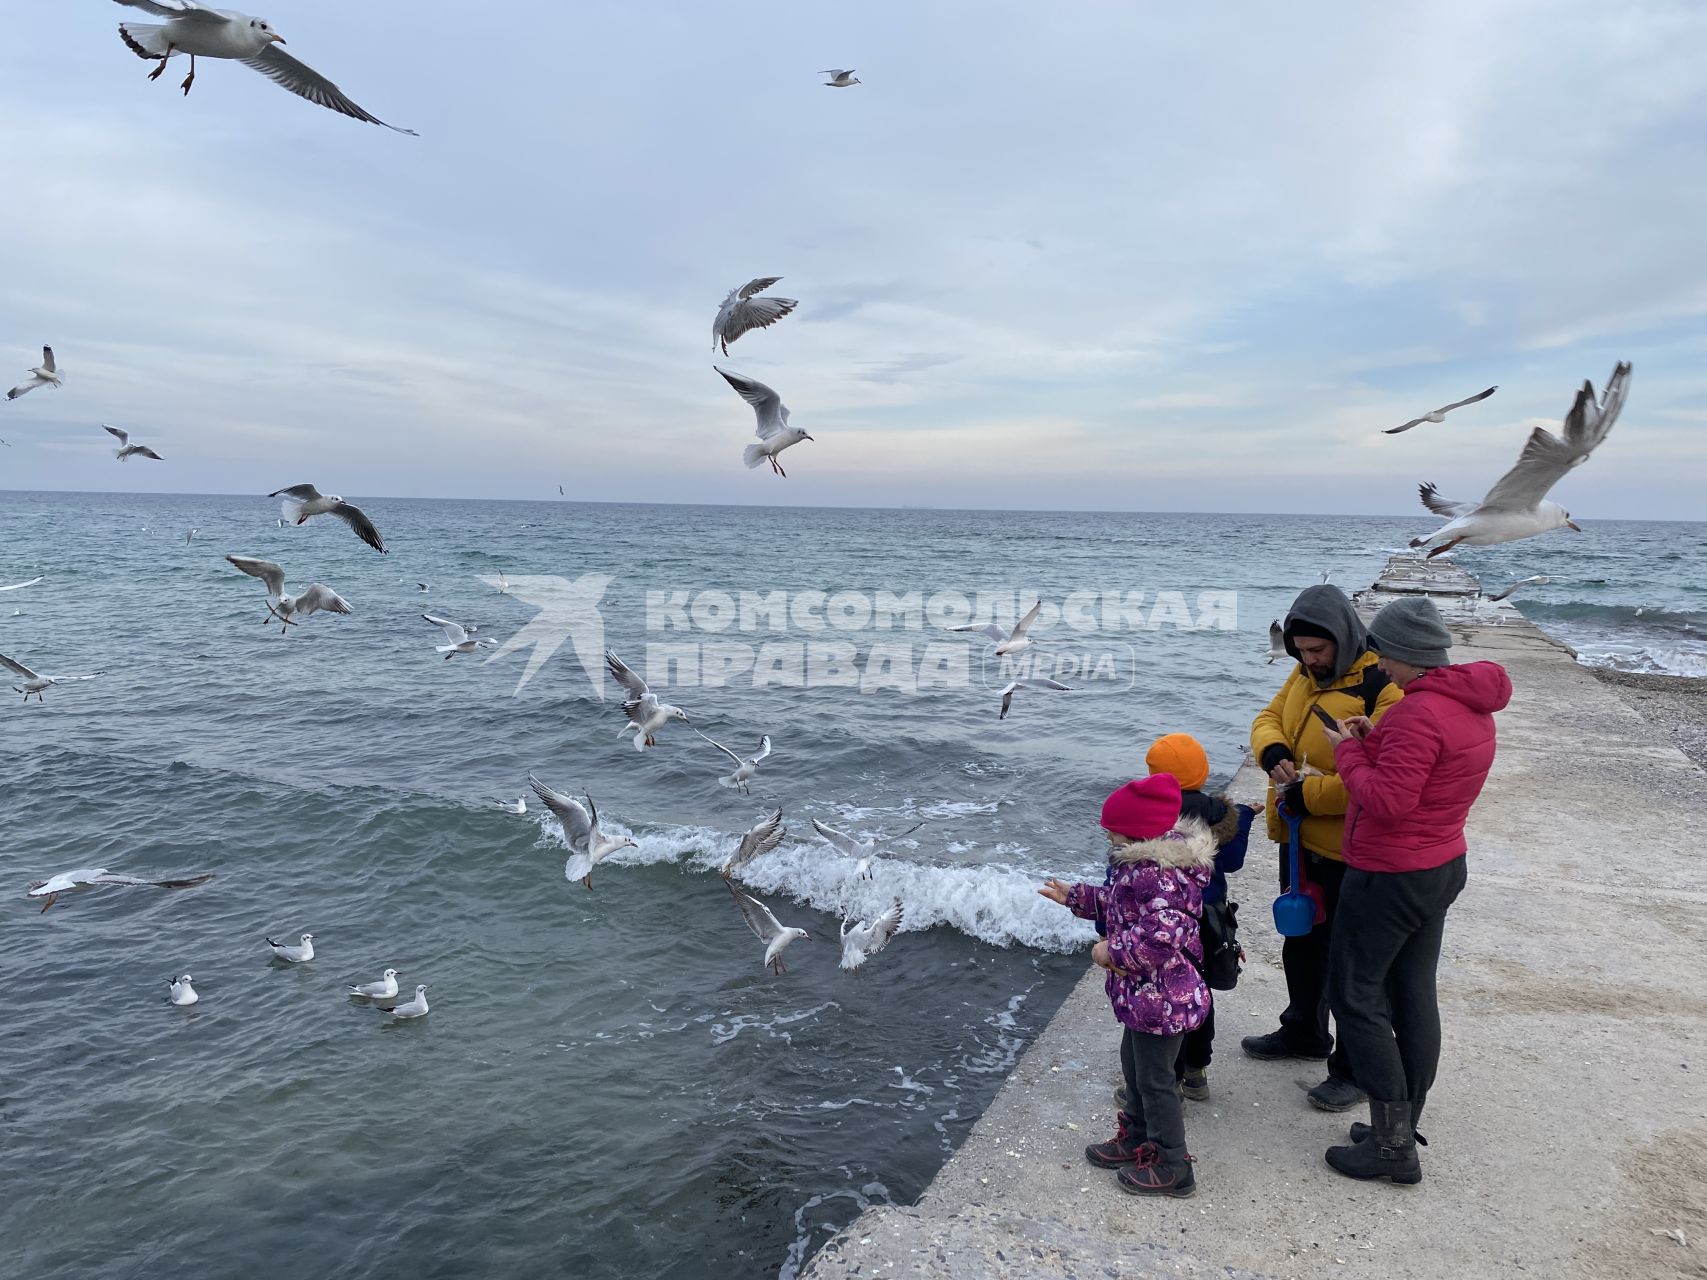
[1100,774,1182,841]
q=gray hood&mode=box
[1282,584,1369,684]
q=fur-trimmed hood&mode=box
[1110,818,1217,869]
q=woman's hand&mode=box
[1090,940,1114,971]
[1321,717,1352,746]
[1038,878,1072,906]
[1340,714,1374,741]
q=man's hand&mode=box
[1090,940,1114,970]
[1038,878,1072,906]
[1269,759,1299,786]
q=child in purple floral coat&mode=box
[1040,773,1215,1197]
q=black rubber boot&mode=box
[1349,1097,1427,1145]
[1117,1143,1196,1197]
[1325,1099,1422,1184]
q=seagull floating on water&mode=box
[6,346,61,401]
[27,867,214,911]
[721,807,788,877]
[695,730,771,793]
[423,613,494,659]
[726,879,810,975]
[227,555,352,632]
[112,0,416,133]
[820,69,861,87]
[102,424,163,461]
[528,774,638,889]
[495,796,528,815]
[267,932,314,963]
[348,968,401,999]
[1,652,103,703]
[713,278,798,356]
[1384,385,1498,435]
[270,484,387,553]
[1487,574,1551,602]
[840,901,903,972]
[168,974,199,1006]
[1410,363,1630,557]
[716,367,813,477]
[997,676,1069,720]
[387,985,430,1019]
[1265,619,1287,664]
[606,650,689,749]
[952,600,1042,656]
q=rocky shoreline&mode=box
[1589,665,1707,770]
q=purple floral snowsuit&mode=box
[1066,823,1215,1036]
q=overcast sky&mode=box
[2,1,1704,517]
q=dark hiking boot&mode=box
[1307,1075,1366,1112]
[1326,1099,1422,1184]
[1117,1145,1196,1198]
[1240,1030,1330,1061]
[1085,1113,1149,1168]
[1180,1067,1210,1101]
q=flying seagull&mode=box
[725,879,811,975]
[715,367,813,477]
[6,346,60,400]
[112,1,416,133]
[226,555,352,633]
[0,576,44,593]
[103,425,163,461]
[168,974,199,1006]
[997,676,1070,720]
[951,599,1042,656]
[348,968,401,1000]
[713,278,799,356]
[527,774,638,889]
[386,985,430,1019]
[0,652,103,703]
[417,582,429,593]
[606,649,689,749]
[810,818,924,879]
[27,867,215,912]
[694,730,771,794]
[269,484,387,553]
[721,808,788,877]
[1410,362,1630,557]
[496,570,509,594]
[1384,385,1498,435]
[423,614,493,659]
[1264,619,1287,664]
[1487,574,1551,602]
[267,932,315,963]
[820,69,861,87]
[840,901,903,972]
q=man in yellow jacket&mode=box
[1245,584,1404,1111]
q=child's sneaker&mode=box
[1117,1148,1196,1197]
[1180,1067,1210,1101]
[1084,1114,1150,1168]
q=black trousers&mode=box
[1276,844,1355,1082]
[1177,1005,1215,1074]
[1327,856,1467,1109]
[1121,1027,1187,1154]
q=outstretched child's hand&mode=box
[1038,878,1072,906]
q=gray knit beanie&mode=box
[1367,597,1453,668]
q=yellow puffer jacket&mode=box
[1251,650,1404,859]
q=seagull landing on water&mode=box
[1264,619,1287,664]
[721,808,788,877]
[726,879,810,975]
[528,775,638,889]
[168,974,199,1006]
[267,932,314,963]
[1384,385,1498,435]
[6,347,61,400]
[715,368,813,477]
[103,425,163,461]
[348,968,401,1000]
[1,652,103,703]
[713,278,798,356]
[840,901,903,973]
[606,650,689,750]
[1487,574,1550,603]
[423,614,494,660]
[694,730,771,794]
[269,484,387,553]
[28,867,214,911]
[952,600,1042,656]
[495,796,527,815]
[1410,362,1630,558]
[820,69,861,87]
[997,676,1069,720]
[387,985,430,1019]
[112,0,416,133]
[226,555,352,633]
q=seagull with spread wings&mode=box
[1,652,103,703]
[951,600,1042,656]
[820,69,861,87]
[721,808,788,877]
[6,346,61,400]
[527,775,638,889]
[226,554,352,632]
[715,367,814,477]
[112,1,415,133]
[606,649,690,749]
[1410,363,1630,558]
[1264,619,1287,664]
[996,676,1069,720]
[840,901,903,972]
[694,730,772,794]
[103,425,163,461]
[713,278,798,356]
[1384,385,1498,435]
[0,576,43,593]
[810,817,924,880]
[422,614,493,659]
[1487,574,1551,603]
[28,867,215,912]
[726,879,811,975]
[269,484,387,553]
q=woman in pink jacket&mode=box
[1319,596,1512,1184]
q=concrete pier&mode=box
[805,555,1707,1280]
